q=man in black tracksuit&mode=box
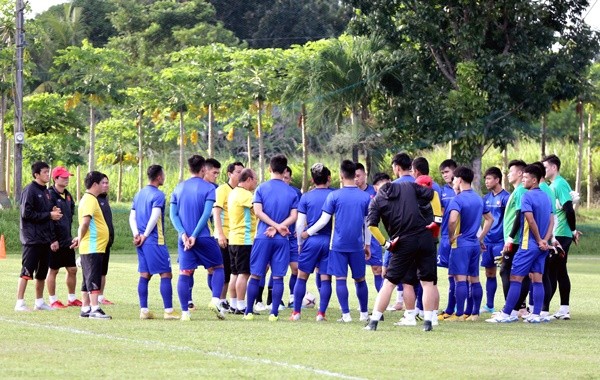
[15,161,63,312]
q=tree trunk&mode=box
[88,104,95,172]
[471,144,484,193]
[179,110,185,183]
[448,141,453,158]
[300,104,308,192]
[137,110,144,191]
[587,112,593,209]
[247,130,252,169]
[117,157,123,203]
[256,98,265,182]
[502,148,509,190]
[350,106,359,162]
[575,101,584,198]
[0,93,9,208]
[5,138,11,197]
[76,165,81,202]
[540,114,547,160]
[207,104,214,157]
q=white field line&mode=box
[0,316,366,380]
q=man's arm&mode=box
[191,200,215,238]
[253,202,292,237]
[303,211,332,238]
[71,215,91,249]
[523,211,548,250]
[296,213,307,246]
[212,206,227,248]
[448,210,459,243]
[479,212,494,244]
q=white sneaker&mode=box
[33,303,54,311]
[359,312,370,322]
[553,311,571,320]
[394,317,417,326]
[337,314,352,323]
[14,304,31,312]
[208,301,226,320]
[254,302,267,312]
[431,318,439,326]
[485,314,517,323]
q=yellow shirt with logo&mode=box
[228,186,256,245]
[78,192,109,254]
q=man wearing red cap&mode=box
[47,166,82,308]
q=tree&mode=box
[0,0,14,205]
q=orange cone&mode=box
[0,234,6,259]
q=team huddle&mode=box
[14,152,580,330]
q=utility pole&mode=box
[13,0,24,202]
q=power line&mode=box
[584,0,599,20]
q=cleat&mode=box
[268,314,279,322]
[480,305,495,314]
[386,302,404,311]
[316,313,327,322]
[140,310,155,320]
[394,317,417,326]
[337,314,352,323]
[233,309,245,315]
[242,313,254,321]
[14,304,31,312]
[34,303,54,311]
[416,309,424,320]
[288,301,294,309]
[254,302,266,312]
[438,312,453,321]
[220,300,231,311]
[523,315,541,323]
[485,315,517,323]
[100,298,115,305]
[445,314,467,322]
[363,319,378,331]
[289,312,301,321]
[553,312,571,320]
[208,301,226,320]
[50,300,67,309]
[163,311,180,320]
[431,317,439,326]
[89,308,112,320]
[423,320,433,332]
[181,312,191,321]
[359,313,370,322]
[187,302,196,311]
[79,310,90,318]
[465,315,479,322]
[67,299,83,307]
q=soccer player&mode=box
[170,155,227,321]
[214,161,244,312]
[97,174,115,305]
[486,164,553,323]
[15,161,63,312]
[71,171,112,319]
[543,154,580,320]
[363,179,438,332]
[129,165,178,320]
[227,168,258,314]
[283,165,302,308]
[243,154,298,321]
[447,166,492,321]
[437,159,457,320]
[355,163,383,293]
[291,163,334,321]
[47,166,82,309]
[304,160,371,323]
[480,167,510,313]
[202,158,222,307]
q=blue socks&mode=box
[416,283,423,311]
[445,277,456,314]
[293,278,307,313]
[471,282,483,315]
[207,273,212,291]
[315,274,322,291]
[502,280,523,315]
[465,282,474,315]
[355,280,368,313]
[177,274,192,312]
[336,279,350,314]
[486,276,497,309]
[374,274,383,292]
[160,277,173,309]
[532,282,544,315]
[245,278,260,315]
[319,279,332,314]
[455,280,468,316]
[210,268,225,299]
[138,277,150,309]
[289,274,297,297]
[271,278,284,316]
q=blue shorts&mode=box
[138,244,171,275]
[448,245,480,277]
[481,242,503,268]
[289,238,299,263]
[249,238,290,277]
[298,235,330,275]
[178,237,223,270]
[437,237,451,268]
[511,247,547,276]
[328,249,366,279]
[366,241,383,266]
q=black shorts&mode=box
[229,245,251,275]
[220,242,231,281]
[21,244,51,280]
[385,231,437,285]
[81,254,103,293]
[49,247,76,270]
[101,245,111,276]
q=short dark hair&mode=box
[340,160,357,180]
[542,154,561,171]
[239,168,255,182]
[227,161,244,173]
[372,172,391,187]
[524,164,543,182]
[147,165,163,181]
[31,161,49,178]
[508,159,527,171]
[84,171,105,189]
[188,155,206,174]
[484,166,502,180]
[204,158,221,170]
[270,154,287,174]
[412,157,430,175]
[285,165,292,176]
[439,159,457,171]
[454,166,474,184]
[355,162,366,172]
[532,161,546,175]
[310,163,331,185]
[391,153,412,171]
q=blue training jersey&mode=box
[520,187,553,250]
[322,186,371,252]
[392,175,415,184]
[483,188,510,244]
[440,183,456,238]
[132,185,167,245]
[298,187,334,236]
[448,189,484,247]
[362,184,382,255]
[288,185,303,236]
[170,177,215,238]
[253,179,299,240]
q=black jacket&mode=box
[20,181,55,245]
[97,193,114,246]
[48,186,75,248]
[367,181,433,242]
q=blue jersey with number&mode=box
[322,186,371,252]
[448,189,484,247]
[253,179,299,240]
[132,185,167,245]
[520,187,553,250]
[170,177,215,238]
[298,187,334,236]
[483,189,510,244]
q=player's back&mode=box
[483,189,509,244]
[171,177,215,237]
[449,189,483,246]
[299,187,334,236]
[324,187,371,252]
[520,188,553,249]
[254,179,299,240]
[133,185,166,245]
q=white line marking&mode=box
[0,316,366,380]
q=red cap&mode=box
[51,166,73,179]
[415,175,433,189]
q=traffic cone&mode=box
[0,234,6,259]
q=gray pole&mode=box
[13,0,24,202]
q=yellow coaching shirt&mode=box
[214,183,234,238]
[78,192,109,254]
[228,186,256,245]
